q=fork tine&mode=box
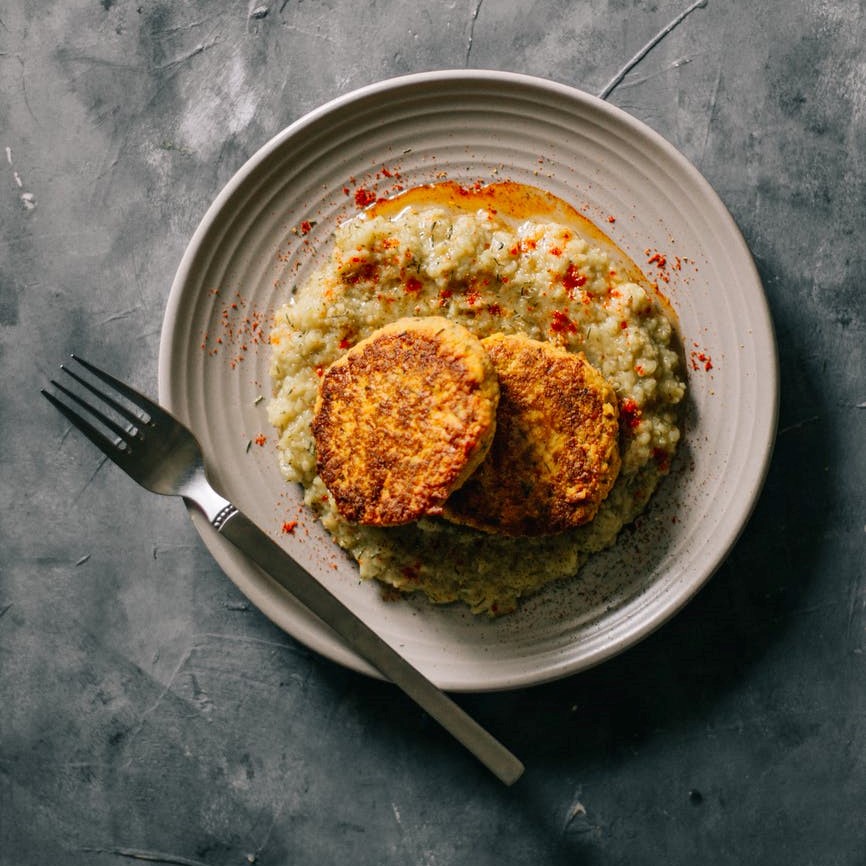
[42,387,130,465]
[48,379,136,447]
[69,354,169,423]
[61,363,145,429]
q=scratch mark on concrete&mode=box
[778,415,820,436]
[99,307,142,326]
[464,0,485,66]
[598,0,708,100]
[606,51,707,91]
[17,56,39,128]
[224,600,251,611]
[74,454,111,503]
[247,792,291,864]
[563,798,587,829]
[0,603,12,622]
[699,62,723,165]
[162,18,214,34]
[194,631,310,656]
[80,848,211,866]
[278,24,339,46]
[130,632,306,734]
[155,39,220,72]
[59,52,143,73]
[143,647,192,714]
[189,672,215,718]
[845,570,863,647]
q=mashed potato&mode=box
[268,183,685,615]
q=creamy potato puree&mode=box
[268,182,685,615]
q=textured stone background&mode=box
[2,1,865,864]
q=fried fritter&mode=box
[443,333,621,536]
[312,317,499,526]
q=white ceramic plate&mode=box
[158,71,778,692]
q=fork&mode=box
[43,355,524,786]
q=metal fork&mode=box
[43,355,523,786]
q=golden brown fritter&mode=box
[312,317,499,526]
[443,333,621,536]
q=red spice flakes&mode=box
[509,238,537,255]
[644,249,672,283]
[652,447,671,473]
[343,164,407,211]
[299,220,315,235]
[549,247,563,257]
[254,433,267,447]
[562,263,587,295]
[338,335,353,350]
[404,276,423,294]
[281,520,298,534]
[607,215,616,224]
[457,179,486,196]
[375,164,404,186]
[401,563,422,582]
[343,259,380,285]
[690,346,714,371]
[466,290,480,306]
[549,309,578,334]
[487,303,504,316]
[201,291,267,368]
[354,186,376,208]
[620,398,641,430]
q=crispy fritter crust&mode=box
[313,317,499,526]
[443,333,621,536]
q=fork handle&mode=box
[214,508,524,785]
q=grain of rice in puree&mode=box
[268,181,686,615]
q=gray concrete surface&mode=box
[2,1,865,864]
